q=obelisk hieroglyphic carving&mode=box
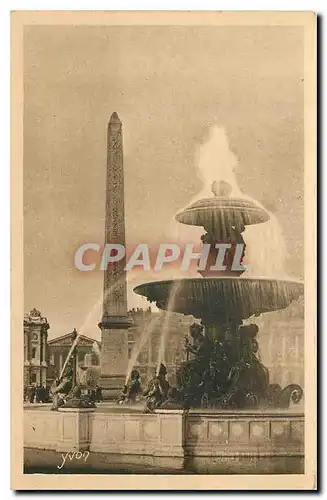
[98,112,132,398]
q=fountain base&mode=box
[24,405,304,474]
[161,322,304,411]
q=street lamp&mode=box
[71,328,78,387]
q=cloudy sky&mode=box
[24,25,304,339]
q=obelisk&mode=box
[98,112,132,399]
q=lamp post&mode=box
[71,328,78,387]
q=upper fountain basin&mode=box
[175,197,270,228]
[133,277,304,322]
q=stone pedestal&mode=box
[99,324,131,400]
[24,407,95,452]
[56,408,95,452]
[99,318,131,399]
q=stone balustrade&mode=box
[24,407,304,473]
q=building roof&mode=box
[47,332,100,348]
[24,308,49,327]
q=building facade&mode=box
[23,298,304,392]
[24,308,49,386]
[47,333,100,384]
[127,308,197,386]
[127,301,304,390]
[255,295,304,388]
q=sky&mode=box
[23,25,304,339]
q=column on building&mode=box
[24,331,28,361]
[40,332,44,363]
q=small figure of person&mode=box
[95,385,102,403]
[29,384,36,404]
[88,388,97,403]
[43,384,50,403]
[50,378,59,400]
[35,384,43,403]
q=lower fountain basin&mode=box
[133,277,304,321]
[24,404,304,474]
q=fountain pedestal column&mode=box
[98,113,132,399]
[99,321,130,399]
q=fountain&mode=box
[24,118,305,474]
[134,181,304,410]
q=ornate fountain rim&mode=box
[133,276,304,321]
[134,276,304,288]
[175,196,270,226]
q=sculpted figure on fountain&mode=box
[199,181,246,277]
[118,369,142,405]
[50,368,74,410]
[143,363,170,413]
[218,324,269,408]
[185,323,211,360]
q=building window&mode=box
[31,373,36,383]
[32,347,37,359]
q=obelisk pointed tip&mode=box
[109,112,121,124]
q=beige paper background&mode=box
[11,10,317,490]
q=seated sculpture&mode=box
[143,363,169,413]
[199,222,246,277]
[61,385,96,409]
[118,370,142,405]
[51,367,97,410]
[217,324,270,408]
[50,369,74,411]
[184,323,211,361]
[176,324,212,408]
[199,182,246,277]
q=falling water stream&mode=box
[155,279,182,375]
[59,276,126,380]
[172,126,289,278]
[125,313,161,384]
